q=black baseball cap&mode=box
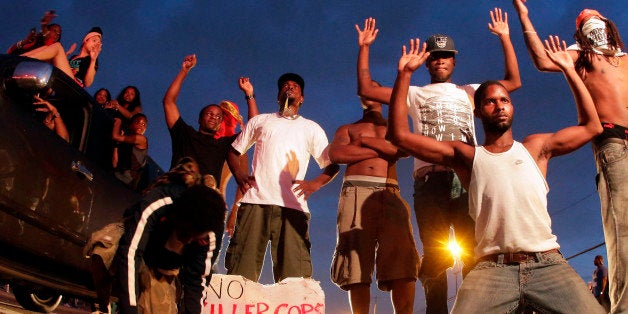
[277,73,304,95]
[426,34,458,54]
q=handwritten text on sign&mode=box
[203,275,325,314]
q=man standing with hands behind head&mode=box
[355,8,521,313]
[513,2,628,311]
[225,73,339,283]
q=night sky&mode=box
[2,1,625,312]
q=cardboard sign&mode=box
[203,275,325,314]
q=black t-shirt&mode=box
[69,55,98,86]
[169,117,237,189]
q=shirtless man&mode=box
[513,2,628,311]
[329,81,419,314]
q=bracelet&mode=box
[245,94,255,100]
[523,31,537,34]
[52,112,60,119]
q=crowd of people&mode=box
[10,2,628,313]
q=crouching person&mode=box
[116,176,227,313]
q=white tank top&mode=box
[469,141,559,259]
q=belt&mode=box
[478,249,561,265]
[413,164,452,179]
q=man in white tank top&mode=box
[386,35,604,312]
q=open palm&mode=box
[398,38,429,72]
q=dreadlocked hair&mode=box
[574,18,625,72]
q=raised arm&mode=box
[356,18,393,104]
[34,95,69,142]
[238,77,259,119]
[527,36,602,160]
[387,39,459,165]
[163,54,196,129]
[512,0,569,72]
[81,44,101,88]
[488,7,522,92]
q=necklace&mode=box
[280,109,299,120]
[282,113,299,120]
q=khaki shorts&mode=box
[331,180,419,291]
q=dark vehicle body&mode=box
[0,55,163,312]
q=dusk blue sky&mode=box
[2,1,626,312]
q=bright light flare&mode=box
[448,240,463,260]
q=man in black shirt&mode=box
[163,54,237,189]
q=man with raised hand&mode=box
[387,35,603,313]
[354,8,521,312]
[513,2,628,311]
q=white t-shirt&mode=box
[469,142,559,259]
[231,113,331,213]
[407,83,479,171]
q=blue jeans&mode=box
[451,252,605,313]
[414,171,475,314]
[594,138,628,313]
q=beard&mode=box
[482,116,513,134]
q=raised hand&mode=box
[182,54,197,72]
[512,0,529,15]
[355,17,379,47]
[398,38,429,73]
[238,77,254,95]
[33,95,57,114]
[65,43,77,56]
[488,7,509,37]
[41,10,58,26]
[89,43,101,59]
[543,35,572,70]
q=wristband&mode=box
[245,94,255,100]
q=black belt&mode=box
[594,122,628,145]
[478,249,561,265]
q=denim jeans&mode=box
[414,171,475,313]
[451,252,605,313]
[594,138,628,313]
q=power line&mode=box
[549,191,596,216]
[565,242,605,260]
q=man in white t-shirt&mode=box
[387,34,604,313]
[355,10,521,313]
[225,73,339,283]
